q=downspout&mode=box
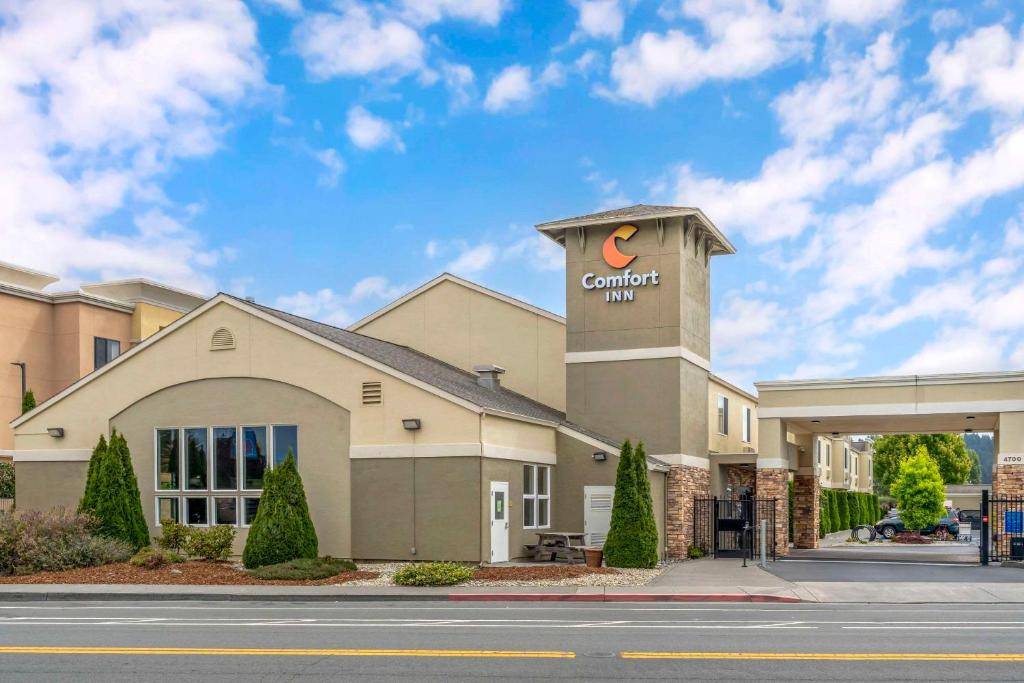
[411,427,417,557]
[479,411,485,563]
[663,468,668,559]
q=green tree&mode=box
[967,449,982,484]
[837,489,850,530]
[890,447,946,534]
[85,431,148,551]
[828,488,840,533]
[20,389,35,415]
[630,441,660,561]
[818,490,828,537]
[78,435,108,515]
[874,434,972,493]
[602,440,658,569]
[242,452,318,569]
[872,494,881,523]
[0,461,14,499]
[110,431,149,550]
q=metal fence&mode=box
[693,497,777,561]
[983,491,1024,564]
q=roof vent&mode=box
[473,364,505,390]
[362,381,382,405]
[211,327,236,350]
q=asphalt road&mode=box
[1,600,1024,681]
[769,559,1024,582]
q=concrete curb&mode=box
[449,593,801,603]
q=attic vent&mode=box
[362,381,382,405]
[210,327,236,350]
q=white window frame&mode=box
[826,443,831,467]
[154,427,182,493]
[211,425,240,493]
[741,405,751,443]
[241,496,261,528]
[240,425,269,494]
[271,423,300,468]
[155,496,180,527]
[844,446,849,471]
[523,464,552,530]
[816,440,821,466]
[183,496,211,527]
[717,395,729,435]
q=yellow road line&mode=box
[623,652,1024,662]
[0,646,573,659]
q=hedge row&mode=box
[818,489,881,537]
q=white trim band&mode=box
[565,346,711,371]
[351,443,481,459]
[11,449,92,462]
[756,458,789,470]
[654,453,711,470]
[760,400,1024,419]
[997,452,1024,466]
[483,445,557,465]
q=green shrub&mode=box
[182,525,235,561]
[686,545,706,560]
[81,432,149,551]
[891,448,946,532]
[242,453,318,569]
[836,490,850,531]
[818,490,829,537]
[603,440,659,569]
[787,481,795,542]
[0,508,132,575]
[78,435,106,516]
[0,461,14,499]
[393,562,473,586]
[155,519,189,552]
[249,556,357,581]
[129,547,184,569]
[21,389,35,415]
[828,488,840,533]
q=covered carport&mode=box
[754,371,1024,553]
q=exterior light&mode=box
[401,418,421,431]
[811,419,821,424]
[966,416,975,420]
[831,432,839,437]
[46,427,65,438]
[965,429,973,433]
[593,451,608,462]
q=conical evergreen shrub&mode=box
[110,431,150,550]
[88,431,149,551]
[603,440,658,568]
[242,452,318,568]
[21,389,35,415]
[630,441,660,565]
[79,435,107,515]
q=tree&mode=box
[602,440,658,569]
[86,431,149,551]
[20,389,35,415]
[890,447,946,534]
[967,449,982,485]
[837,490,850,530]
[110,431,150,550]
[242,452,318,568]
[78,435,108,515]
[964,433,994,484]
[873,434,972,493]
[828,488,840,533]
[818,490,828,537]
[630,441,660,560]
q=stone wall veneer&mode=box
[792,473,820,550]
[667,463,710,560]
[755,467,789,558]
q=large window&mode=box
[523,464,551,529]
[94,337,120,370]
[741,406,751,443]
[155,425,297,526]
[717,395,729,435]
[844,447,849,470]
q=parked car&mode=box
[875,509,960,538]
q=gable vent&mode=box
[210,327,236,350]
[362,381,382,405]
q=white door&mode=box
[489,481,509,563]
[584,486,615,547]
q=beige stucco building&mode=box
[1,261,206,453]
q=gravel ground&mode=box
[350,562,668,587]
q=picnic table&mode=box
[525,531,588,563]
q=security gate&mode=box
[694,497,777,560]
[981,490,1024,564]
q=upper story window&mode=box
[825,443,831,467]
[816,440,821,466]
[741,406,751,443]
[717,395,729,435]
[94,337,120,370]
[844,447,849,470]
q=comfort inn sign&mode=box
[581,224,660,303]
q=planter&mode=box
[583,547,603,568]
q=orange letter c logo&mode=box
[602,224,638,269]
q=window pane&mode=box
[214,427,237,490]
[494,491,505,521]
[537,467,549,495]
[538,498,549,527]
[243,426,267,489]
[523,497,535,527]
[523,464,534,495]
[185,497,208,525]
[243,497,260,525]
[273,425,298,467]
[157,429,179,490]
[184,428,208,490]
[94,337,120,370]
[157,497,179,524]
[215,497,237,526]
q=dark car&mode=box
[875,509,960,538]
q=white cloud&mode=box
[446,244,498,275]
[1007,210,1024,250]
[503,234,564,272]
[1011,343,1024,368]
[929,8,963,33]
[0,0,265,293]
[275,276,406,327]
[853,280,977,334]
[823,0,901,27]
[885,327,1007,375]
[483,65,534,112]
[928,25,1024,115]
[440,62,476,110]
[256,0,302,15]
[293,3,426,80]
[712,294,789,368]
[853,112,957,183]
[398,0,508,26]
[572,0,626,41]
[345,106,405,152]
[425,240,439,258]
[313,147,345,187]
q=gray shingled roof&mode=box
[536,204,699,228]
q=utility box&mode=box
[1011,537,1024,561]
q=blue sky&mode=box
[3,0,1024,391]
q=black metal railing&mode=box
[693,497,777,561]
[982,491,1024,564]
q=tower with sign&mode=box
[537,204,735,558]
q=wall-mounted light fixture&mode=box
[966,415,976,420]
[401,418,421,431]
[592,451,607,462]
[811,419,821,424]
[46,427,65,438]
[831,432,839,437]
[965,428,974,434]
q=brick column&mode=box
[666,463,710,560]
[792,473,820,549]
[755,467,789,558]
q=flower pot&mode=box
[583,547,603,568]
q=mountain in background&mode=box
[964,433,994,485]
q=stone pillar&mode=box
[792,473,820,549]
[755,467,789,558]
[994,413,1024,498]
[666,463,710,559]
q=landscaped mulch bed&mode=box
[0,561,379,586]
[472,565,617,581]
[891,534,932,544]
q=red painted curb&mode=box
[447,593,800,603]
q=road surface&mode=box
[0,600,1022,680]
